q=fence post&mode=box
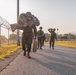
[17,0,20,46]
[0,24,1,46]
[0,24,3,46]
[8,28,9,45]
[57,28,59,40]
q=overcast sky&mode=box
[0,0,76,37]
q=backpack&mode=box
[18,13,40,27]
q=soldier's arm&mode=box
[48,28,52,33]
[11,23,28,32]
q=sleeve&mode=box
[48,29,52,33]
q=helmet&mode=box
[39,26,43,29]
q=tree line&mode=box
[0,32,76,44]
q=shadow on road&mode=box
[31,48,76,75]
[36,51,76,66]
[32,56,76,75]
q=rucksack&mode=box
[18,13,40,27]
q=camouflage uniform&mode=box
[22,25,37,57]
[11,12,40,58]
[37,27,44,49]
[48,28,57,49]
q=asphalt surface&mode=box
[0,44,76,75]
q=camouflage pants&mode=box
[38,37,43,48]
[50,39,55,48]
[22,33,33,52]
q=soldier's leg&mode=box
[27,44,31,58]
[38,39,41,49]
[39,40,41,49]
[40,39,43,49]
[26,36,33,58]
[42,39,44,46]
[22,37,26,56]
[42,39,45,46]
[50,39,52,48]
[38,38,41,49]
[41,39,44,46]
[52,40,55,49]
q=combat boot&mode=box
[27,52,31,58]
[23,50,26,56]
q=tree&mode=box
[9,34,17,40]
[45,33,50,42]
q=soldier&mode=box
[48,28,57,49]
[37,26,44,49]
[11,12,40,58]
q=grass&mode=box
[55,41,76,48]
[0,44,21,60]
[0,41,76,60]
[45,41,76,48]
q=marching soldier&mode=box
[48,28,57,49]
[11,12,40,58]
[37,26,44,49]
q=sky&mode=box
[0,0,76,37]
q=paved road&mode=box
[0,44,76,75]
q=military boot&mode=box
[27,52,31,58]
[23,50,26,56]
